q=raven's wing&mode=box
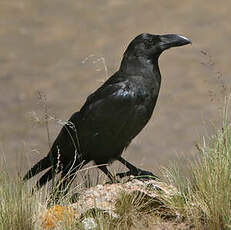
[75,74,150,161]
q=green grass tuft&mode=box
[162,99,231,229]
[0,172,38,230]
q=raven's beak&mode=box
[159,34,191,51]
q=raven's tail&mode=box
[23,156,52,181]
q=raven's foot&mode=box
[116,168,158,180]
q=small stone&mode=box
[82,217,97,230]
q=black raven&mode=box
[23,33,191,192]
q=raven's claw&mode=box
[116,169,158,180]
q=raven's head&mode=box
[124,33,191,60]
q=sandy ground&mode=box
[0,0,230,177]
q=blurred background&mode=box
[0,0,230,178]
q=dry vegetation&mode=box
[1,99,231,229]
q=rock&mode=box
[81,217,97,230]
[40,178,177,229]
[39,205,75,230]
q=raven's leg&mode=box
[98,165,118,183]
[117,157,158,179]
